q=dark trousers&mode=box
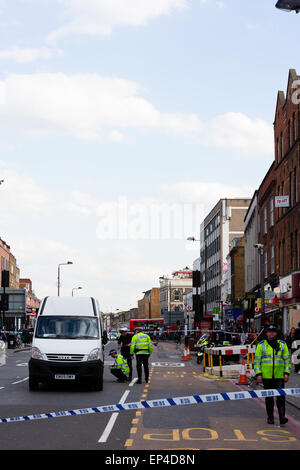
[110,368,127,382]
[136,354,150,381]
[262,378,286,419]
[121,350,133,379]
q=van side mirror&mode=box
[102,330,108,345]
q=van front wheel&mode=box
[93,376,103,391]
[29,377,39,391]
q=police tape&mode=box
[0,388,300,424]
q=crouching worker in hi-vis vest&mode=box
[130,327,153,384]
[109,349,130,383]
[254,324,291,425]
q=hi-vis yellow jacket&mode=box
[130,332,153,355]
[254,339,291,379]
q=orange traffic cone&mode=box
[236,359,248,385]
[186,346,191,360]
[182,345,188,361]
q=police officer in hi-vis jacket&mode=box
[130,327,153,384]
[254,324,291,425]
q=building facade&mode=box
[256,69,300,333]
[9,253,20,289]
[0,238,10,286]
[159,268,193,315]
[138,288,160,319]
[196,199,251,315]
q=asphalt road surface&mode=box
[0,340,299,451]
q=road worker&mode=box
[108,349,130,383]
[130,326,153,384]
[254,324,291,425]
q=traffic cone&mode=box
[186,345,191,360]
[236,359,248,385]
[182,345,188,361]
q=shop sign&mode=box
[275,196,289,208]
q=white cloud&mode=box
[0,72,273,153]
[49,0,187,40]
[0,46,62,63]
[206,112,273,155]
[158,180,255,216]
[0,72,202,140]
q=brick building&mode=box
[9,253,20,289]
[257,69,300,332]
[0,238,10,285]
[138,288,160,319]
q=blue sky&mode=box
[0,0,299,311]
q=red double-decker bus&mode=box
[129,318,164,333]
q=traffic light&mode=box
[1,293,9,311]
[247,298,255,319]
[1,270,9,288]
[193,295,203,322]
[193,270,201,287]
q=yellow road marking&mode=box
[125,439,133,447]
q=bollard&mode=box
[219,351,223,377]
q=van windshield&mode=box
[35,316,99,339]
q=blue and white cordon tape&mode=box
[0,388,300,424]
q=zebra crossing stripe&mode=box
[0,388,299,424]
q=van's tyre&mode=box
[93,376,103,391]
[29,377,39,391]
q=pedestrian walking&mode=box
[130,326,153,384]
[254,324,291,425]
[286,327,296,351]
[108,349,130,383]
[294,322,300,341]
[117,327,133,380]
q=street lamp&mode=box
[275,1,300,13]
[254,244,265,326]
[72,286,82,296]
[187,236,207,316]
[57,261,73,296]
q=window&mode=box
[264,206,267,234]
[291,233,294,271]
[288,119,292,148]
[270,197,274,226]
[290,171,293,206]
[294,167,298,204]
[293,113,297,142]
[270,245,275,274]
[281,132,284,158]
[282,239,286,273]
[264,250,268,278]
[296,230,299,270]
[174,290,180,301]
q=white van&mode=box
[28,296,108,391]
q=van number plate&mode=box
[54,374,75,380]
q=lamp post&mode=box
[187,236,207,316]
[72,286,82,297]
[254,244,265,326]
[57,261,73,296]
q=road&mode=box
[0,340,299,451]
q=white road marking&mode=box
[12,377,29,384]
[98,390,130,443]
[129,378,138,387]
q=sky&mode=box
[0,0,299,312]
